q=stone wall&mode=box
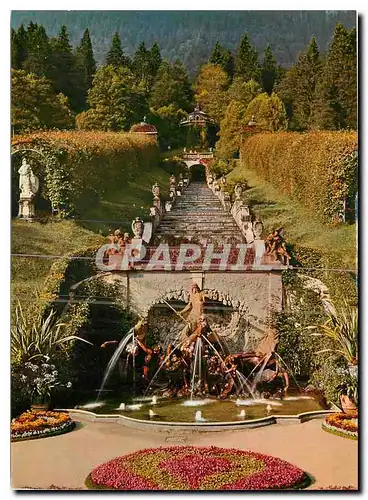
[101,270,283,348]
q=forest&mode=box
[11,14,357,153]
[11,11,356,76]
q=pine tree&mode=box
[149,60,193,111]
[209,41,234,80]
[49,25,80,111]
[234,33,260,82]
[75,28,97,109]
[11,24,28,69]
[106,32,130,68]
[315,23,357,130]
[293,36,322,129]
[132,42,153,94]
[150,42,162,78]
[261,45,277,94]
[23,24,52,78]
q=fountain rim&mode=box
[57,408,338,432]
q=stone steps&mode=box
[153,181,244,244]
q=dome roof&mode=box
[130,117,157,135]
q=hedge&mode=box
[240,131,358,223]
[11,131,159,217]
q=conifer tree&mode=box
[106,32,130,68]
[209,41,234,80]
[315,23,357,130]
[75,28,97,109]
[23,24,52,77]
[149,60,193,111]
[234,33,260,82]
[261,45,277,94]
[11,24,28,69]
[150,42,162,78]
[49,25,80,111]
[132,42,153,94]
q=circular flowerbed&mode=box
[86,446,309,490]
[11,410,75,441]
[322,411,358,440]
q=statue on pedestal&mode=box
[234,183,242,200]
[152,182,160,198]
[18,157,39,219]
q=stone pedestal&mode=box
[18,195,35,221]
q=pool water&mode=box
[76,394,324,423]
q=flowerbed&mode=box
[86,446,309,490]
[11,410,75,441]
[322,411,358,440]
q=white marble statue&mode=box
[18,158,39,197]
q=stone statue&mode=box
[264,227,291,265]
[131,217,144,238]
[152,182,160,197]
[165,200,172,212]
[18,158,39,197]
[252,218,264,240]
[169,174,176,187]
[234,183,242,200]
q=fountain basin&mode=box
[62,395,336,431]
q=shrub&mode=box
[11,131,159,217]
[240,130,357,222]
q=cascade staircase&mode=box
[153,182,244,244]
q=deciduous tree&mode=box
[194,63,230,123]
[75,65,146,131]
[244,92,287,132]
[11,69,74,133]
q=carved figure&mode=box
[252,218,264,239]
[18,158,39,197]
[264,227,291,264]
[234,183,242,200]
[131,217,144,238]
[152,182,160,197]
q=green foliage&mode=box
[11,69,74,134]
[149,60,193,111]
[313,24,357,130]
[240,130,357,222]
[76,65,146,131]
[309,301,358,365]
[234,33,260,82]
[216,79,262,159]
[11,303,91,366]
[12,131,159,217]
[48,25,82,112]
[244,92,287,132]
[105,31,130,68]
[195,63,230,124]
[149,104,187,149]
[209,41,234,80]
[261,45,277,95]
[11,11,356,78]
[75,28,97,110]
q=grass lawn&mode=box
[227,163,357,272]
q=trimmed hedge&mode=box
[12,131,159,217]
[240,131,357,223]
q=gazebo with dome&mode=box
[130,117,158,141]
[180,105,215,127]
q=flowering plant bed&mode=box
[86,446,310,490]
[322,411,358,440]
[11,410,75,442]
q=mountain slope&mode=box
[11,10,356,77]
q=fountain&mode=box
[77,285,326,426]
[195,410,205,422]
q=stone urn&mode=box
[131,217,144,238]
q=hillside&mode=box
[11,10,356,77]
